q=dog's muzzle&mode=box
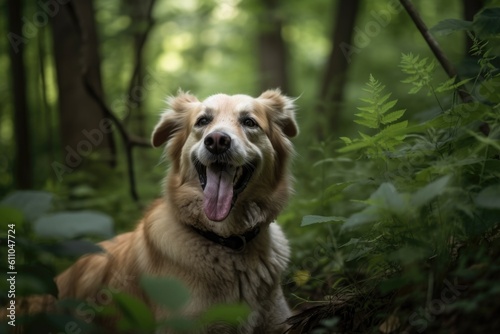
[193,132,256,222]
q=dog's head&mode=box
[152,89,298,233]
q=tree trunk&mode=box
[317,0,360,138]
[463,0,484,54]
[51,0,112,165]
[7,0,33,189]
[256,0,289,94]
[123,0,155,138]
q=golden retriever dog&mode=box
[55,89,299,333]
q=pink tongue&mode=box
[203,166,236,221]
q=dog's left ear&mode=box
[151,92,200,147]
[258,89,298,138]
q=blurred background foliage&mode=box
[1,0,500,332]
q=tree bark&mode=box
[317,0,360,138]
[7,0,33,189]
[256,0,289,94]
[51,0,112,159]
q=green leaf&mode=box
[473,7,500,38]
[342,183,408,230]
[325,182,354,194]
[343,209,380,230]
[410,175,452,208]
[430,18,473,36]
[379,99,398,114]
[1,191,53,222]
[113,292,156,331]
[339,137,352,144]
[381,110,405,124]
[479,76,500,103]
[368,183,407,213]
[475,184,500,209]
[44,240,103,258]
[140,276,190,311]
[357,106,377,113]
[354,119,379,129]
[301,215,345,227]
[409,86,423,94]
[33,211,114,239]
[378,92,392,105]
[199,303,250,326]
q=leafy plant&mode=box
[290,17,500,332]
[339,74,407,157]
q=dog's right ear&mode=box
[151,92,200,147]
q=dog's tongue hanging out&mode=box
[203,165,236,221]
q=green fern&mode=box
[470,39,497,79]
[355,74,406,129]
[339,75,407,155]
[399,53,436,94]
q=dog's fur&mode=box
[56,89,298,333]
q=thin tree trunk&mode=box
[317,0,360,138]
[51,0,112,160]
[7,0,33,189]
[256,0,289,94]
[463,0,484,54]
[123,0,156,138]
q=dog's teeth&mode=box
[234,167,243,184]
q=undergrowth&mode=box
[286,15,500,334]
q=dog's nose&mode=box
[204,132,231,155]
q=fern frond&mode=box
[399,53,435,95]
[339,75,407,155]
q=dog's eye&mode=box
[242,118,258,128]
[195,117,211,127]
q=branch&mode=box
[67,1,153,202]
[399,0,472,103]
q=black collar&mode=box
[191,226,260,252]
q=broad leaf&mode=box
[475,184,500,209]
[1,191,53,222]
[430,18,472,36]
[34,211,114,239]
[44,240,103,257]
[301,215,345,227]
[140,276,190,311]
[473,8,500,38]
[113,292,156,331]
[410,175,452,208]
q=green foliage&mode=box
[291,22,500,332]
[399,53,436,94]
[338,75,407,156]
[140,276,191,312]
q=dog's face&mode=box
[152,90,298,231]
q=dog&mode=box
[55,89,298,333]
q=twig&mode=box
[399,0,472,103]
